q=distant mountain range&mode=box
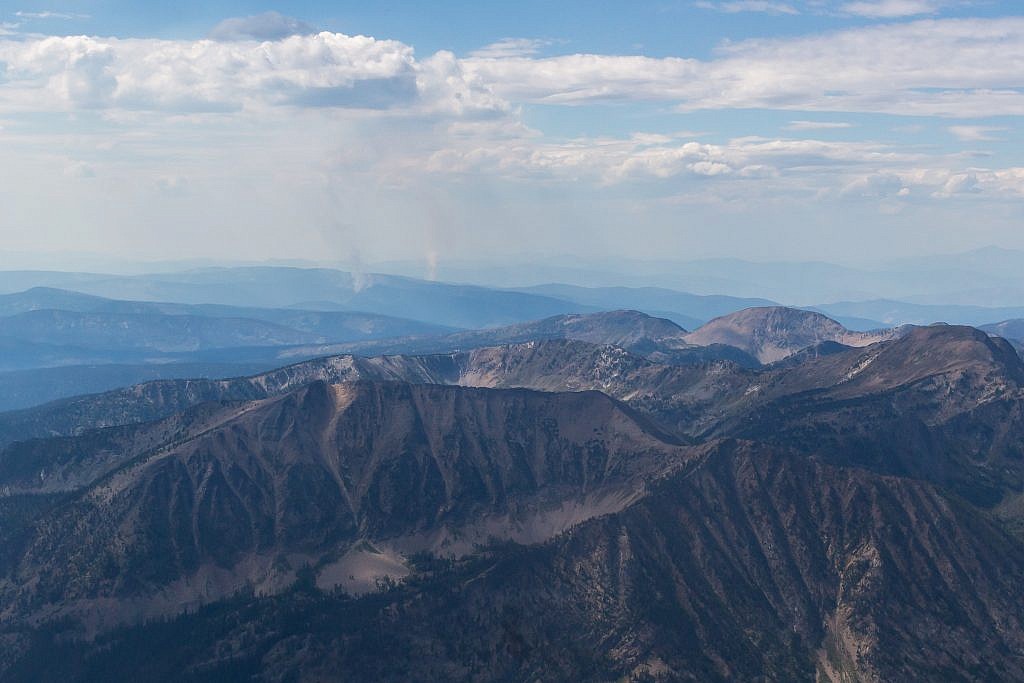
[0,270,591,329]
[9,245,1024,306]
[510,283,776,330]
[0,287,456,342]
[372,246,1024,307]
[813,299,1024,328]
[0,286,465,407]
[6,264,1024,338]
[6,273,1024,413]
[980,319,1024,352]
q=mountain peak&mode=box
[535,309,689,344]
[756,322,1024,412]
[866,323,1024,385]
[683,306,896,363]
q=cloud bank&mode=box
[0,13,1021,263]
[0,17,1021,117]
[0,32,507,115]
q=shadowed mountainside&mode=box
[0,381,690,631]
[4,315,1024,680]
[6,440,1024,682]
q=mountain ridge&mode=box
[0,380,693,633]
[4,314,1024,680]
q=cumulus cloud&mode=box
[934,171,981,196]
[914,167,1024,198]
[7,36,120,108]
[990,168,1024,197]
[1,17,1022,118]
[208,12,317,41]
[0,14,1020,229]
[840,172,910,197]
[0,33,506,115]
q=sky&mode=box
[0,1,1022,269]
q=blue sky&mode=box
[6,1,1013,54]
[0,1,1022,267]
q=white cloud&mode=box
[696,0,966,17]
[934,171,981,196]
[463,17,1024,118]
[695,1,800,14]
[2,17,1022,119]
[926,168,1024,198]
[840,0,943,18]
[463,53,702,104]
[786,120,854,130]
[14,10,89,21]
[841,172,909,197]
[421,132,925,187]
[208,12,317,41]
[948,125,1005,141]
[392,118,1024,209]
[468,38,551,59]
[0,15,1022,265]
[0,33,506,115]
